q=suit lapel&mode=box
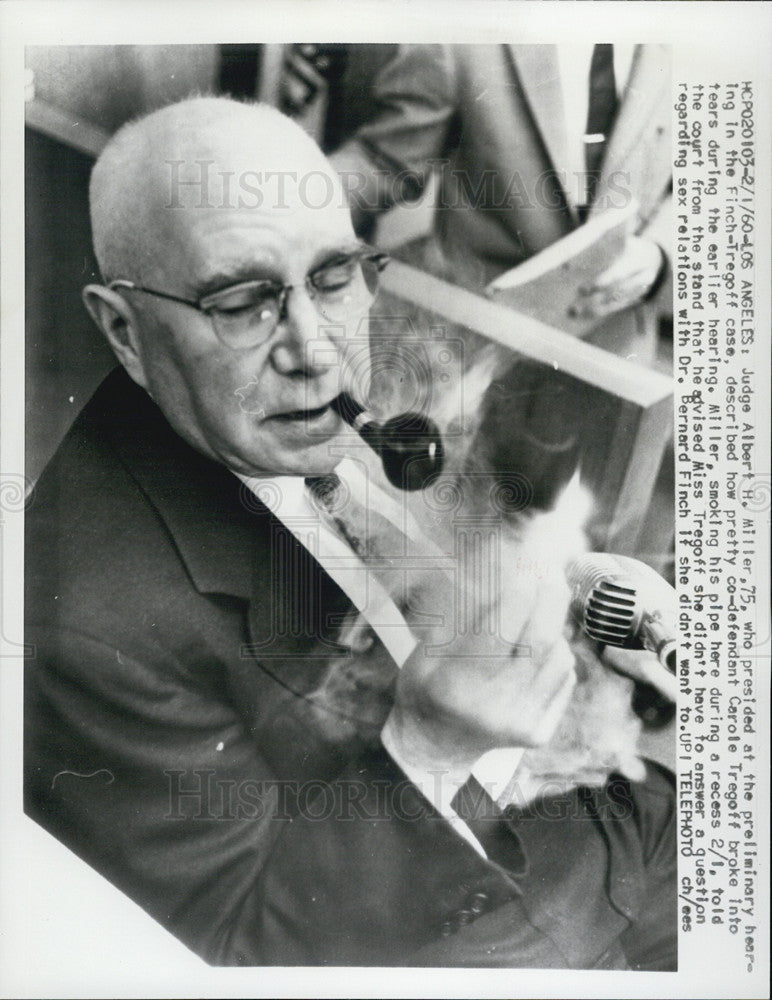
[89,367,394,782]
[245,512,353,664]
[92,368,257,598]
[508,44,670,226]
[506,45,568,188]
[97,367,353,672]
[591,44,671,220]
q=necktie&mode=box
[451,776,528,875]
[304,472,406,565]
[304,471,417,634]
[304,472,450,644]
[301,473,405,744]
[584,43,618,213]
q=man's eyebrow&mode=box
[309,241,366,271]
[192,242,366,299]
[193,263,282,299]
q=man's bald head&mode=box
[89,96,344,283]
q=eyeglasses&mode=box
[108,246,390,350]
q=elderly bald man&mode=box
[24,97,676,969]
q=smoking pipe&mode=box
[332,392,444,491]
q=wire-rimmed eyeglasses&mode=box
[108,246,390,351]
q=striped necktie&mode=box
[304,471,452,635]
[305,472,395,563]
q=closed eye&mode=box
[311,259,359,294]
[201,281,280,314]
[217,301,262,316]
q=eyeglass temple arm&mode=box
[107,280,199,309]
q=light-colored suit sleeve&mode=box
[330,44,457,227]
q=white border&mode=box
[2,3,770,997]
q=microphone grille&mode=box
[567,554,638,648]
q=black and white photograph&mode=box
[1,3,769,997]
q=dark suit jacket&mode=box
[25,367,676,968]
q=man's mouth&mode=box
[273,403,333,423]
[268,402,348,442]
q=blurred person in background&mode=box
[327,43,672,361]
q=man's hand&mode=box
[570,235,665,320]
[601,644,678,703]
[386,506,585,784]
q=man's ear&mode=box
[82,285,149,390]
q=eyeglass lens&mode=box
[210,256,382,349]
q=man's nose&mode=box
[269,286,342,378]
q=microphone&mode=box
[566,553,677,674]
[332,392,444,491]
